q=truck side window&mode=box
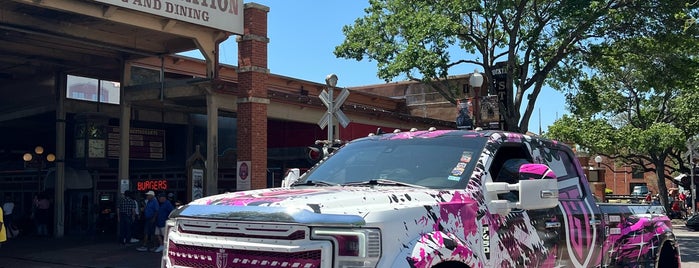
[489,145,531,179]
[490,145,532,202]
[495,158,531,202]
[541,148,585,200]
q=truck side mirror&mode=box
[485,163,559,216]
[516,163,558,210]
[516,179,559,210]
[281,168,300,188]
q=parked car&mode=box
[687,214,699,231]
[632,185,649,196]
[162,130,680,268]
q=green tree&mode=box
[335,0,679,133]
[547,21,699,209]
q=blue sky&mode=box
[185,1,568,133]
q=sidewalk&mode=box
[0,233,161,268]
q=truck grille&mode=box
[177,219,309,240]
[168,241,322,268]
[167,220,328,268]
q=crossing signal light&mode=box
[306,140,343,164]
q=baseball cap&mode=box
[146,190,155,196]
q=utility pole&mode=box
[692,140,696,215]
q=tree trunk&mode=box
[655,160,670,211]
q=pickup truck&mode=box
[162,129,680,268]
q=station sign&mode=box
[94,0,244,34]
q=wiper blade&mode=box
[342,179,426,188]
[294,180,339,187]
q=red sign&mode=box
[137,180,168,191]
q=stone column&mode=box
[206,94,219,195]
[237,3,270,190]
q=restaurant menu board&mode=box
[107,127,165,160]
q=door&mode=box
[487,144,562,267]
[66,189,92,235]
[536,147,605,267]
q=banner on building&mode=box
[456,99,474,130]
[192,169,204,200]
[478,96,502,130]
[237,161,251,191]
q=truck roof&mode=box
[354,129,567,150]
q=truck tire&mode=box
[656,240,680,268]
[432,261,469,268]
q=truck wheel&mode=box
[432,261,469,268]
[656,241,680,268]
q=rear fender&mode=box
[606,215,676,267]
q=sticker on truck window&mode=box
[447,176,461,181]
[451,162,467,176]
[460,151,473,163]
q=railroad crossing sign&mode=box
[318,87,351,135]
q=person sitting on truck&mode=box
[494,158,531,202]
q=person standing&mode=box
[0,207,7,247]
[2,195,14,238]
[136,191,159,252]
[117,190,137,245]
[129,195,140,243]
[34,193,50,236]
[153,193,174,253]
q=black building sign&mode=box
[107,127,166,160]
[491,61,509,131]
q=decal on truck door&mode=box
[558,181,599,267]
[533,144,602,267]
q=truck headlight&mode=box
[312,228,381,268]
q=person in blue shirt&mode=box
[136,191,159,252]
[153,193,174,253]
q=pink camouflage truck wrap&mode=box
[161,129,680,268]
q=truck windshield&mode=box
[301,136,485,189]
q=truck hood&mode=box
[173,186,454,226]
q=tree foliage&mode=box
[334,0,680,133]
[547,4,699,208]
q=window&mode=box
[541,148,585,200]
[488,144,532,202]
[67,75,120,104]
[302,136,486,189]
[632,166,644,179]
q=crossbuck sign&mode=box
[318,87,351,139]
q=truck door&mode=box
[538,147,605,267]
[488,145,562,267]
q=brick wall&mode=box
[237,3,269,190]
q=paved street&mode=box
[0,233,160,268]
[676,221,699,268]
